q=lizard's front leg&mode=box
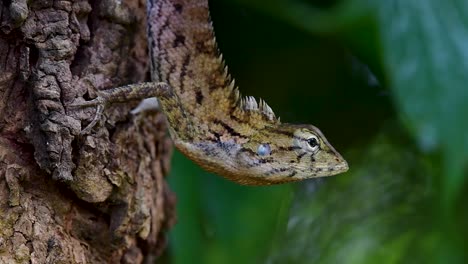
[69,82,172,134]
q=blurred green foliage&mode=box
[167,0,468,263]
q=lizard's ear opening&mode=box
[257,143,271,156]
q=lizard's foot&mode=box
[80,104,104,135]
[68,82,170,134]
[68,96,106,135]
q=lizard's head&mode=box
[235,123,348,184]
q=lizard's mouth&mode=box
[337,159,349,172]
[334,162,349,173]
[311,159,349,176]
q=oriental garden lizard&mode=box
[71,0,348,185]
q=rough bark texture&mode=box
[0,0,176,263]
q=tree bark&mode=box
[0,0,176,263]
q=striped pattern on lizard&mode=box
[72,0,348,185]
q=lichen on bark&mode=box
[0,0,176,262]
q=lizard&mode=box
[71,0,348,185]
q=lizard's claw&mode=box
[68,96,107,135]
[80,104,104,135]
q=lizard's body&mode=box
[73,0,348,185]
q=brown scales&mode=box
[147,0,278,141]
[71,0,348,185]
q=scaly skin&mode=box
[72,0,348,185]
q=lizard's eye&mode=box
[257,143,271,156]
[306,136,320,152]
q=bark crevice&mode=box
[0,0,176,262]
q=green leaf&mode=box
[374,0,468,204]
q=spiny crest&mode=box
[239,95,278,122]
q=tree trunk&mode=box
[0,0,176,263]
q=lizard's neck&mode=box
[147,0,278,142]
